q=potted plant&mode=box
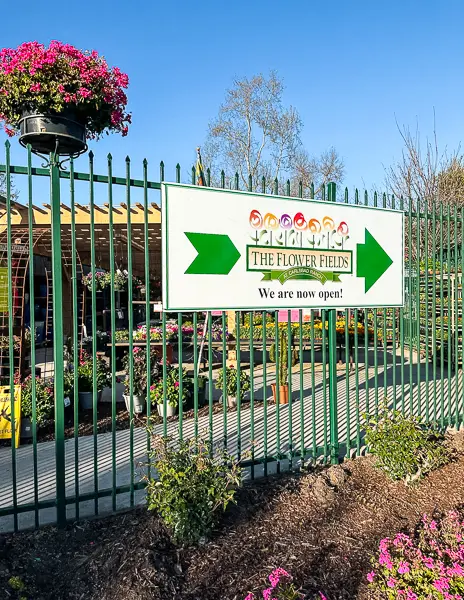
[20,375,54,438]
[0,41,131,155]
[122,376,145,415]
[150,366,191,417]
[215,365,251,409]
[76,351,109,410]
[122,347,163,414]
[269,332,298,405]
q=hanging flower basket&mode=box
[82,270,143,293]
[0,41,131,156]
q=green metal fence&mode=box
[0,142,463,532]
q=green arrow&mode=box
[184,232,241,275]
[356,229,393,292]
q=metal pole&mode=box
[50,154,66,526]
[327,182,339,464]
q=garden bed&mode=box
[1,433,464,599]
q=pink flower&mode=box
[429,520,438,530]
[319,594,327,600]
[268,568,290,588]
[387,577,397,588]
[433,578,450,593]
[244,595,254,600]
[398,561,410,574]
[29,82,41,92]
[366,571,375,583]
[78,86,92,98]
[262,589,274,600]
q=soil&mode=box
[1,433,464,600]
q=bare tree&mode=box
[386,119,464,261]
[203,71,344,195]
[386,118,464,207]
[0,173,16,202]
[291,147,345,197]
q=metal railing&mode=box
[0,142,463,532]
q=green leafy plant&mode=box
[122,346,163,396]
[269,332,298,386]
[215,366,251,400]
[144,435,245,544]
[20,375,54,426]
[367,510,464,598]
[76,350,110,393]
[363,405,450,484]
[149,366,191,408]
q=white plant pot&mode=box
[157,403,177,417]
[123,394,145,414]
[227,395,237,409]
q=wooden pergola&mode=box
[0,200,162,376]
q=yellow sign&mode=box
[0,385,21,447]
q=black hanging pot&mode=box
[18,108,87,157]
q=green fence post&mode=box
[50,155,66,527]
[327,182,339,464]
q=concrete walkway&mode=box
[1,350,462,532]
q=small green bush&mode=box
[216,366,251,400]
[363,406,450,484]
[145,435,245,544]
[8,576,25,592]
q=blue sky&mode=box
[1,0,463,198]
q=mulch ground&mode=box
[2,433,464,600]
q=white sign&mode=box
[162,184,404,311]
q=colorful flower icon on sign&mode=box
[249,209,263,229]
[280,214,293,229]
[293,212,307,230]
[263,213,279,229]
[322,216,335,231]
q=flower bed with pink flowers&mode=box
[367,511,464,599]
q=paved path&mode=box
[1,350,462,532]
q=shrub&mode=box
[216,365,251,400]
[144,435,244,544]
[20,376,54,426]
[368,510,464,598]
[363,406,450,484]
